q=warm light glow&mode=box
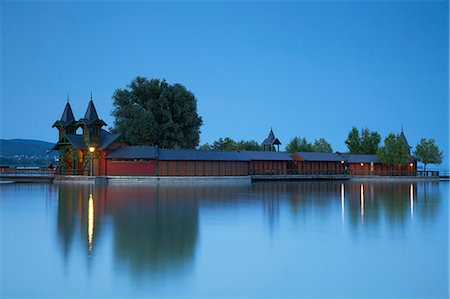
[360,184,364,223]
[88,193,95,255]
[341,183,345,223]
[360,163,364,167]
[89,147,95,153]
[409,163,413,167]
[410,184,414,219]
[341,160,344,164]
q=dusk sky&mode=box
[1,1,448,167]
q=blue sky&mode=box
[1,1,448,167]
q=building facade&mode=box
[53,100,417,177]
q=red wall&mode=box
[104,159,249,176]
[106,160,156,176]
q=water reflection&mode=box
[341,183,345,224]
[55,181,443,282]
[87,193,94,256]
[57,184,201,279]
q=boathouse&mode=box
[292,152,345,175]
[52,99,126,175]
[104,147,250,176]
[52,99,417,178]
[240,151,295,175]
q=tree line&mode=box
[111,77,443,170]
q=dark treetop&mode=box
[111,77,203,149]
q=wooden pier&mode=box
[251,174,351,181]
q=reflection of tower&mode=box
[56,183,105,263]
[410,184,414,219]
[341,183,345,224]
[360,184,364,224]
[264,196,280,233]
[88,193,95,257]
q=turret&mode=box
[76,96,106,147]
[52,99,77,139]
[261,127,282,151]
[400,127,412,155]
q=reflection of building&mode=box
[107,185,199,277]
[52,100,416,177]
[57,184,107,258]
[56,184,201,277]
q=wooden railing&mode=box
[251,169,441,177]
[250,169,346,176]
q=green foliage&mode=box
[377,134,409,166]
[212,138,236,151]
[313,138,333,153]
[236,140,262,151]
[413,138,443,171]
[204,138,262,151]
[197,143,212,150]
[286,137,332,153]
[285,137,312,153]
[111,77,203,148]
[345,127,380,154]
[345,127,360,154]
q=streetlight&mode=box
[89,147,95,176]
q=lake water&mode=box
[1,180,448,298]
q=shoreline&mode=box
[1,174,442,184]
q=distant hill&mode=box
[0,139,57,158]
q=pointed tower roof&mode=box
[77,98,106,126]
[61,101,75,125]
[400,129,411,149]
[262,128,281,146]
[52,101,76,128]
[84,99,100,123]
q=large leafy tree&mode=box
[413,138,443,171]
[345,127,380,154]
[111,77,203,148]
[377,134,409,168]
[286,137,332,153]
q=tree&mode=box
[236,140,262,151]
[345,127,361,154]
[197,143,212,150]
[111,77,203,148]
[199,138,262,151]
[413,138,443,171]
[285,137,313,153]
[345,127,380,154]
[377,134,409,169]
[212,138,236,151]
[312,138,333,153]
[286,137,332,153]
[360,128,381,154]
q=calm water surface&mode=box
[1,181,448,298]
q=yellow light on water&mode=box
[88,193,94,255]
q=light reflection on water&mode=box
[0,181,448,298]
